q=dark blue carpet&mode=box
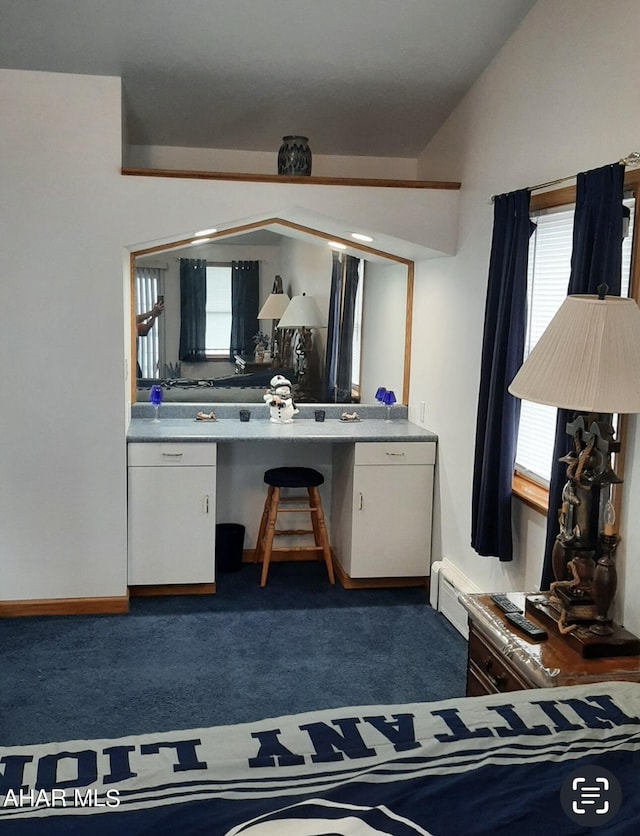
[0,563,467,746]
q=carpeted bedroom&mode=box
[1,563,467,746]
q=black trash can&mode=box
[215,523,245,573]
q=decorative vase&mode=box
[277,136,312,176]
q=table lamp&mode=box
[257,275,290,362]
[508,286,640,642]
[277,293,325,399]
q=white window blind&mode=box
[135,266,164,378]
[515,199,634,485]
[205,264,232,355]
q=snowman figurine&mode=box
[264,374,299,423]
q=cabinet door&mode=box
[349,463,432,577]
[128,466,216,585]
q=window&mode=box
[205,264,232,356]
[135,266,164,378]
[515,198,635,491]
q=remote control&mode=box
[490,593,522,614]
[504,611,548,641]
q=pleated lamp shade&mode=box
[277,293,325,329]
[508,294,640,414]
[257,292,290,320]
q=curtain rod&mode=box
[489,151,640,203]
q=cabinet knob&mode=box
[162,452,183,458]
[359,492,364,510]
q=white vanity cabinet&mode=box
[127,443,217,585]
[331,442,436,578]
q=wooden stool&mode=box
[255,467,335,587]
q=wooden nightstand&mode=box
[461,593,640,696]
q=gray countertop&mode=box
[127,416,437,444]
[128,402,437,443]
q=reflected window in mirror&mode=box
[135,265,165,378]
[205,263,232,356]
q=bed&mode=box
[1,680,639,834]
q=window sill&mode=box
[512,471,548,515]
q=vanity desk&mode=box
[127,403,437,592]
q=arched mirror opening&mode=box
[130,219,413,406]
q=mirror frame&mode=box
[129,218,414,405]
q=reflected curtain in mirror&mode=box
[179,258,207,362]
[541,163,625,590]
[471,189,533,562]
[230,261,260,359]
[323,253,361,402]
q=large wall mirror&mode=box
[131,219,413,405]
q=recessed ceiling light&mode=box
[328,241,347,250]
[351,232,374,243]
[194,227,217,237]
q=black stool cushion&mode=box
[264,467,324,488]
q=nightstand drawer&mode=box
[467,625,529,694]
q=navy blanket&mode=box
[1,681,639,834]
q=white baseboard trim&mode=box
[429,558,480,639]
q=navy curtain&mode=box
[323,254,360,402]
[471,190,533,562]
[323,253,342,400]
[179,258,207,362]
[230,261,260,358]
[540,163,625,589]
[335,255,360,402]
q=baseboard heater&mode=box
[429,558,480,639]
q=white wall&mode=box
[0,68,457,603]
[412,0,640,633]
[0,70,128,600]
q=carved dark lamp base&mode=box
[590,534,618,636]
[526,593,640,658]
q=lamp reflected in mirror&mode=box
[278,293,325,401]
[257,275,290,364]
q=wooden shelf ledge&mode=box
[121,167,461,190]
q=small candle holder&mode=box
[149,384,163,422]
[382,389,396,421]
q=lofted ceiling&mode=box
[1,0,536,159]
